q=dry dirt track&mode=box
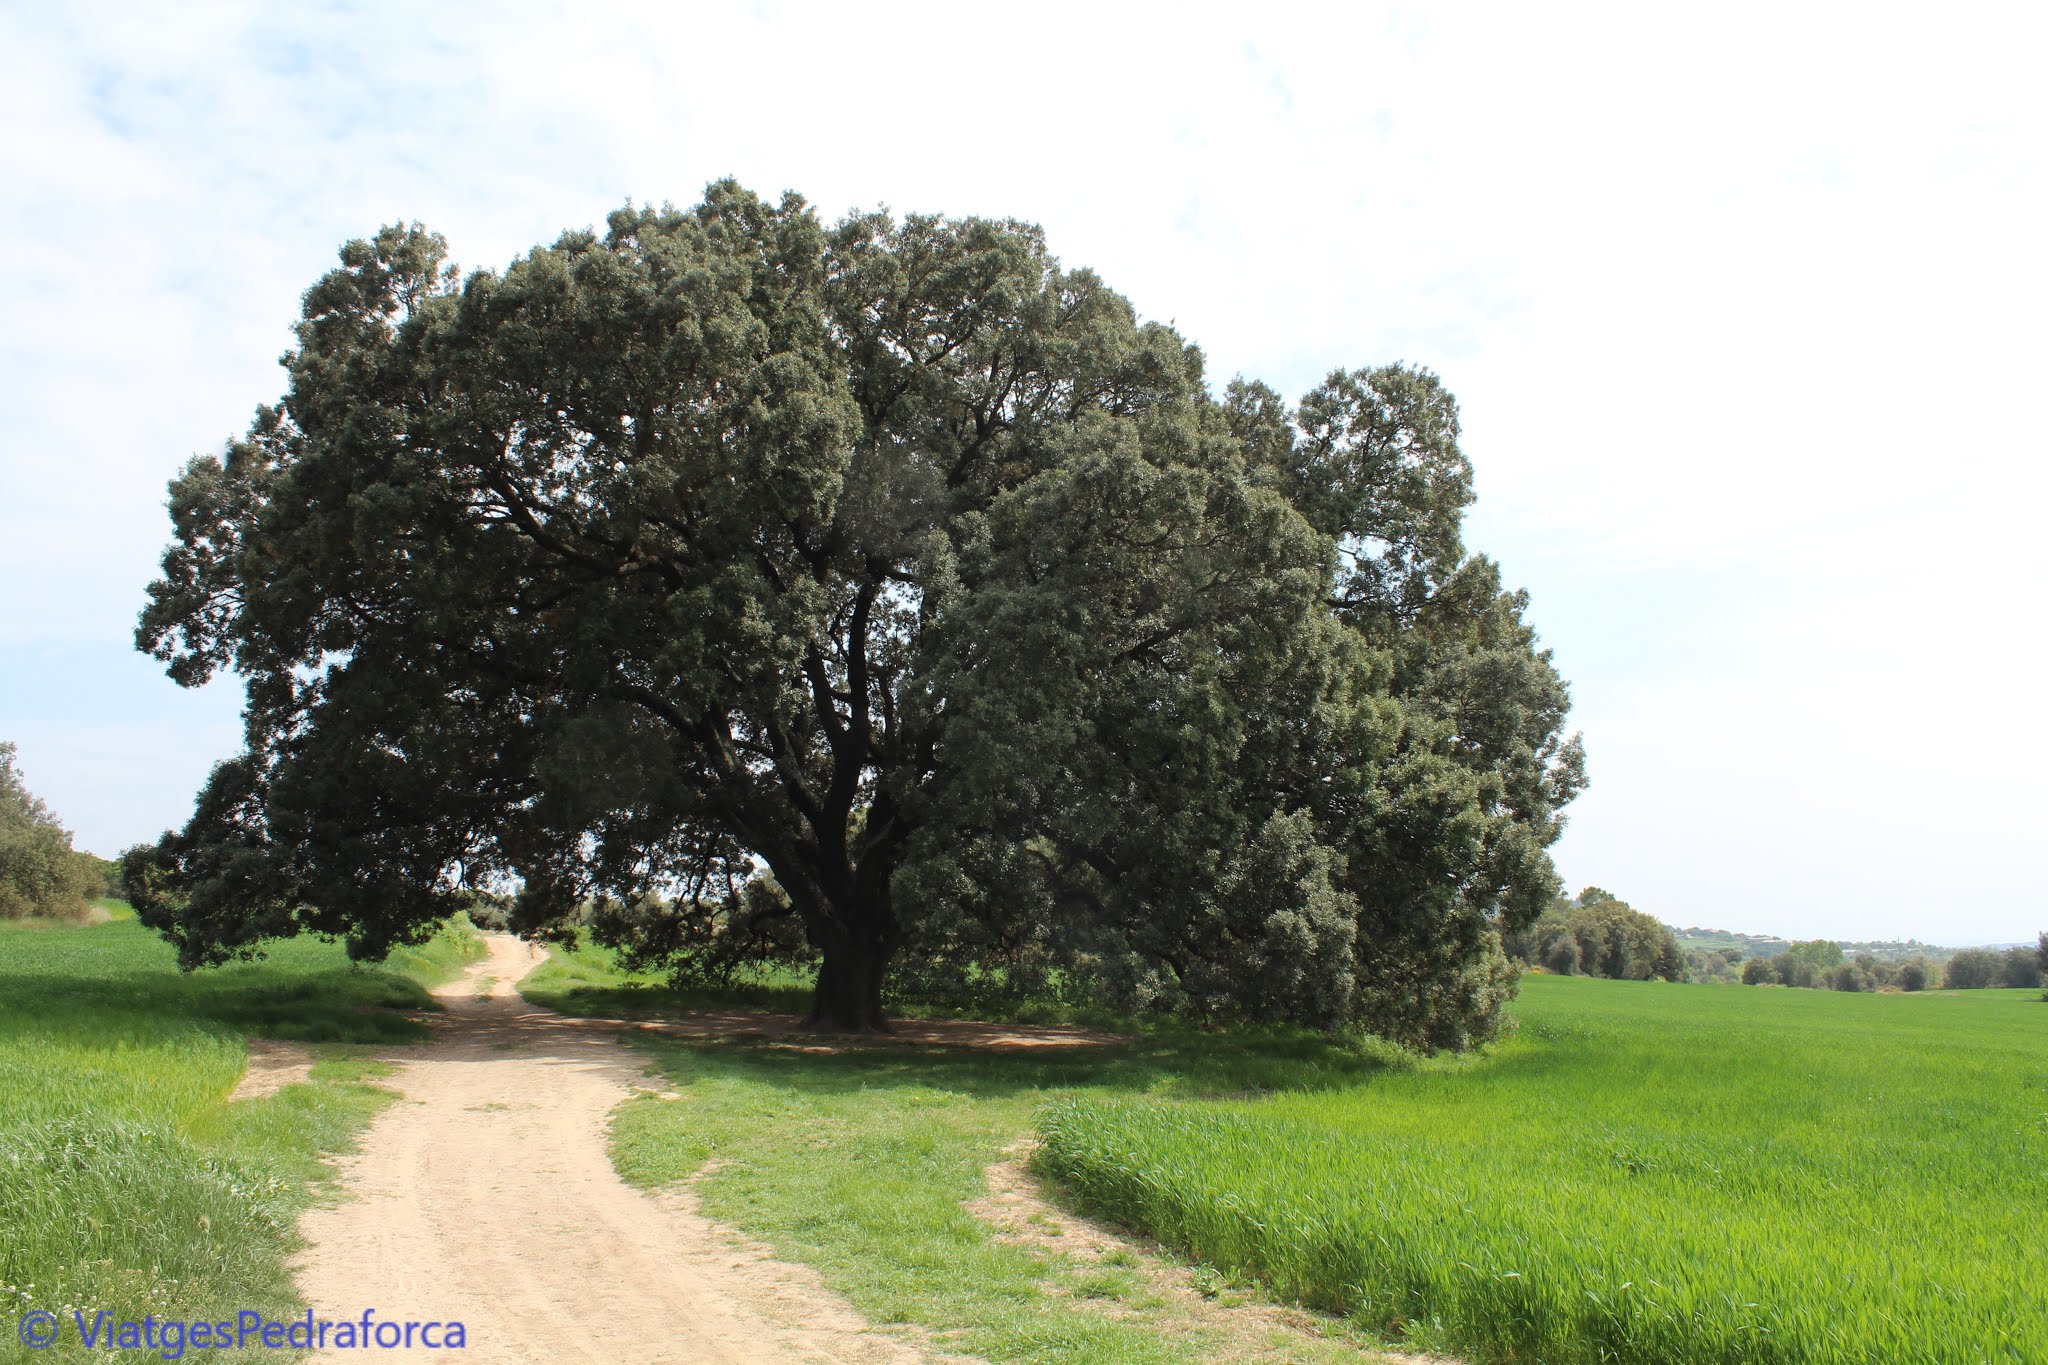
[292,934,943,1364]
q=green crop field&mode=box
[18,914,2019,1365]
[1037,976,2047,1364]
[0,911,481,1363]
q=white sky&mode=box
[2,1,2042,944]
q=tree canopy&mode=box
[1509,887,1682,982]
[0,742,95,919]
[1940,948,2005,991]
[131,182,1583,1048]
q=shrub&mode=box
[1826,961,1872,992]
[1997,945,2042,990]
[1942,948,2004,990]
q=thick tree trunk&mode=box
[783,824,903,1033]
[803,934,892,1032]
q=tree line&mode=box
[1509,885,2046,997]
[1737,939,2042,992]
[0,742,117,919]
[1505,888,1685,981]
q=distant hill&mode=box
[1674,928,1957,962]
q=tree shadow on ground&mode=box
[0,923,441,1047]
[532,997,1426,1103]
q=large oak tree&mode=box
[132,182,1583,1047]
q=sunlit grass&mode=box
[0,916,482,1363]
[1037,977,2048,1364]
[527,939,2048,1363]
[527,937,1430,1363]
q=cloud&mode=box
[1,0,2041,939]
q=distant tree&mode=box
[1778,954,1820,989]
[73,850,122,899]
[0,742,93,919]
[1999,945,2043,990]
[1941,948,2004,990]
[1541,930,1583,976]
[1740,952,1820,988]
[1682,946,1741,983]
[2038,932,2047,1001]
[1825,961,1872,992]
[1894,957,1932,992]
[1516,889,1683,982]
[1787,940,1844,970]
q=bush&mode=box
[1739,952,1820,989]
[1826,961,1873,992]
[1998,945,2042,990]
[1942,948,2004,990]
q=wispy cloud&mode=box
[1,0,2041,939]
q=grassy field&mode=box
[1038,977,2047,1364]
[523,942,1415,1364]
[20,914,2020,1364]
[0,908,482,1363]
[530,947,2045,1364]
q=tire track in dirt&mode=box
[292,933,949,1364]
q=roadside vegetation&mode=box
[0,911,481,1363]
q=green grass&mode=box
[518,931,816,1018]
[523,939,1426,1364]
[88,896,137,922]
[530,945,2046,1363]
[0,914,483,1363]
[1037,977,2048,1364]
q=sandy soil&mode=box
[229,1037,314,1101]
[291,934,950,1364]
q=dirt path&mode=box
[292,934,945,1364]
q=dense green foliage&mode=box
[1508,887,1681,981]
[0,742,95,919]
[73,850,123,899]
[0,915,481,1361]
[2002,942,2043,990]
[1035,975,2047,1364]
[133,182,1581,1046]
[1740,941,1948,991]
[1943,948,2000,989]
